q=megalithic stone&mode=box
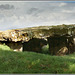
[0,24,74,53]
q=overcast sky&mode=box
[0,1,75,31]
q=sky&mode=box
[0,1,75,31]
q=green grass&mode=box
[42,44,49,54]
[0,44,75,74]
[0,44,12,51]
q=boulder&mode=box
[56,47,68,56]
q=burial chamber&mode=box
[0,38,47,52]
[0,24,75,55]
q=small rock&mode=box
[56,47,68,56]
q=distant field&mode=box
[0,44,75,74]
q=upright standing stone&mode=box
[47,35,68,55]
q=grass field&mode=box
[0,44,75,74]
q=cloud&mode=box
[27,7,43,17]
[62,10,74,13]
[0,4,14,10]
[58,3,67,7]
[0,2,75,31]
[27,8,38,14]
